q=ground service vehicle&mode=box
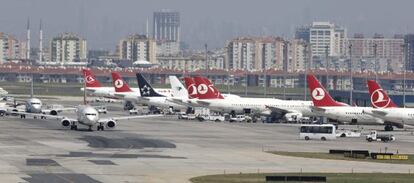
[336,129,362,138]
[209,115,225,122]
[366,131,395,142]
[129,108,139,115]
[300,124,336,141]
[229,115,247,122]
[96,106,107,114]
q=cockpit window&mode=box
[31,102,41,105]
[85,113,97,116]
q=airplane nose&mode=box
[32,105,42,112]
[86,116,98,123]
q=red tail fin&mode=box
[82,69,101,87]
[184,77,198,99]
[193,76,224,99]
[367,80,398,108]
[111,72,132,92]
[307,74,346,107]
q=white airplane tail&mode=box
[169,76,188,98]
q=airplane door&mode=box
[351,119,357,124]
[243,108,251,114]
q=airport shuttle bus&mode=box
[299,124,336,141]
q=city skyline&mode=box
[1,0,413,50]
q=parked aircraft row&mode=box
[5,68,412,132]
[81,68,414,131]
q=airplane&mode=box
[178,76,315,121]
[111,72,187,111]
[21,104,162,131]
[166,77,210,108]
[8,75,74,118]
[81,69,172,98]
[134,73,187,110]
[20,76,162,131]
[363,79,411,130]
[0,87,8,96]
[306,74,385,127]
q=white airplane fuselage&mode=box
[368,108,414,125]
[316,106,383,125]
[197,97,314,116]
[138,96,186,110]
[83,87,172,98]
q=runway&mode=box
[1,98,414,182]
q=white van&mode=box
[299,124,336,141]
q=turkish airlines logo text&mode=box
[371,89,390,108]
[85,75,95,84]
[197,84,208,94]
[114,79,124,89]
[312,87,325,101]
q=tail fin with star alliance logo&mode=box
[136,73,163,97]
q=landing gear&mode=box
[88,125,93,131]
[230,111,236,117]
[70,121,78,130]
[70,125,78,130]
[384,125,394,131]
[20,114,26,119]
[97,124,105,131]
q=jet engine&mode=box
[61,119,71,128]
[49,110,58,115]
[284,113,303,123]
[105,120,117,129]
[123,101,135,111]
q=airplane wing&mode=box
[42,107,77,113]
[370,109,388,117]
[310,106,326,113]
[166,97,186,106]
[99,114,163,122]
[196,100,211,106]
[265,105,289,115]
[6,110,68,120]
[114,93,129,98]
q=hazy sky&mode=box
[1,0,413,51]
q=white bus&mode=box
[299,124,336,141]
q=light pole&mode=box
[283,40,289,99]
[403,43,409,107]
[264,58,267,97]
[204,43,208,76]
[325,45,329,89]
[349,43,353,105]
[245,70,248,96]
[304,43,308,100]
[373,43,378,82]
